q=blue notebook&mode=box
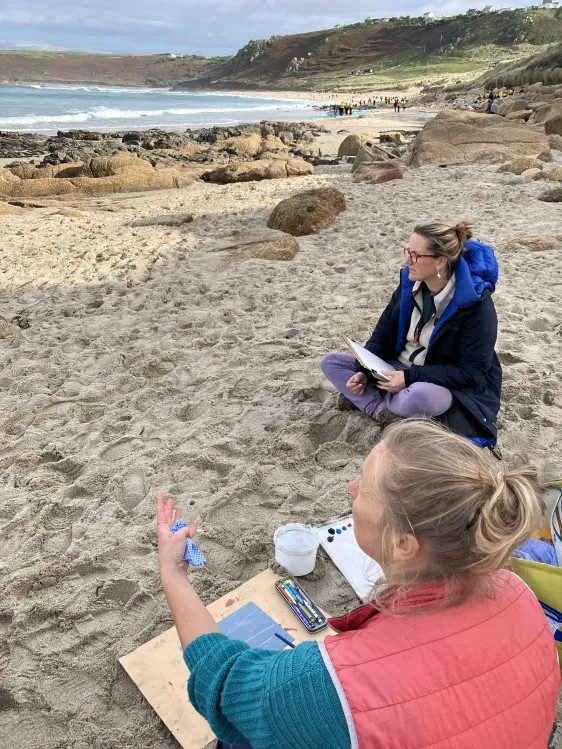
[218,602,294,650]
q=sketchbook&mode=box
[342,336,395,382]
[315,515,384,602]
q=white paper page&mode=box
[343,337,395,379]
[551,487,562,567]
[316,515,384,602]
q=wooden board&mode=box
[119,569,333,749]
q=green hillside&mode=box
[175,8,562,91]
[479,42,562,87]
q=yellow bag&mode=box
[511,482,562,672]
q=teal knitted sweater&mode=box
[184,633,350,749]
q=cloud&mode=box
[0,0,534,55]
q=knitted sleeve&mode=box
[184,633,350,749]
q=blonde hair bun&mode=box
[454,220,473,244]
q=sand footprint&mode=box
[121,469,147,510]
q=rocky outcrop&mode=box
[407,110,550,167]
[0,154,194,199]
[267,187,346,236]
[203,158,312,183]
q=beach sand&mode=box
[1,133,561,747]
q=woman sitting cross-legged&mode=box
[321,220,502,446]
[157,420,559,749]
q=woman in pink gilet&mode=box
[158,420,560,749]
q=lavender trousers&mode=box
[320,352,453,419]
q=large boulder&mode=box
[267,187,346,236]
[351,144,395,173]
[204,158,312,183]
[544,103,562,137]
[495,98,529,117]
[208,228,300,261]
[337,134,374,157]
[353,162,406,184]
[548,133,562,151]
[528,99,562,125]
[407,110,550,167]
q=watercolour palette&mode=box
[315,514,383,602]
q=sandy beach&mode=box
[1,128,561,748]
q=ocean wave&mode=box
[0,103,307,127]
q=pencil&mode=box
[275,632,296,648]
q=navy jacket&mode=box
[363,239,502,444]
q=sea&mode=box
[0,83,327,134]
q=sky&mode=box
[0,0,538,56]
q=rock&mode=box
[337,134,373,157]
[353,162,406,184]
[379,131,405,143]
[220,133,263,157]
[203,158,312,184]
[528,99,562,125]
[546,166,562,182]
[495,99,529,117]
[407,110,550,167]
[351,144,395,173]
[538,186,562,202]
[130,213,194,227]
[285,328,299,338]
[505,111,531,121]
[499,156,543,175]
[544,103,562,137]
[0,202,21,214]
[521,168,543,182]
[0,318,21,338]
[505,235,561,252]
[548,134,562,151]
[267,187,346,236]
[209,228,300,261]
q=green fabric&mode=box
[184,633,350,749]
[421,283,435,328]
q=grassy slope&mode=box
[478,43,562,87]
[0,51,225,87]
[177,8,562,91]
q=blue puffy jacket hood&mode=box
[398,239,499,341]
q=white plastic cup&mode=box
[273,523,319,576]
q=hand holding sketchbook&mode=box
[342,336,395,383]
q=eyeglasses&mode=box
[403,247,436,264]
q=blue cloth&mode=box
[184,634,350,749]
[513,539,559,566]
[170,519,206,567]
[363,239,502,443]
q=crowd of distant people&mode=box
[331,95,409,116]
